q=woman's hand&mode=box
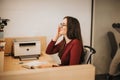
[53,26,62,41]
[57,26,62,37]
[37,64,59,68]
[52,64,59,67]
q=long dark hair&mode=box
[64,16,83,41]
[58,16,83,59]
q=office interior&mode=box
[0,0,120,80]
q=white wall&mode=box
[0,0,92,46]
[0,0,92,64]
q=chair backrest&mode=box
[107,31,118,59]
[81,45,96,64]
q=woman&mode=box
[46,16,83,66]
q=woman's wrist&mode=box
[52,35,59,41]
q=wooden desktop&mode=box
[4,52,57,72]
[0,41,6,72]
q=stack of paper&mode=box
[22,61,48,69]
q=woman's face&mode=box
[59,18,67,35]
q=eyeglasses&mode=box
[60,23,67,27]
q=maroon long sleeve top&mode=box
[46,39,83,66]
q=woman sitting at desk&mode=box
[46,16,83,66]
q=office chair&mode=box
[107,31,118,59]
[107,31,120,80]
[81,45,96,64]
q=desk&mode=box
[1,36,95,80]
[4,52,57,72]
[0,51,4,72]
[0,41,6,72]
[0,64,95,80]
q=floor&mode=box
[95,74,106,80]
[95,74,120,80]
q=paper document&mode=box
[22,61,48,69]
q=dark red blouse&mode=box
[46,39,83,66]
